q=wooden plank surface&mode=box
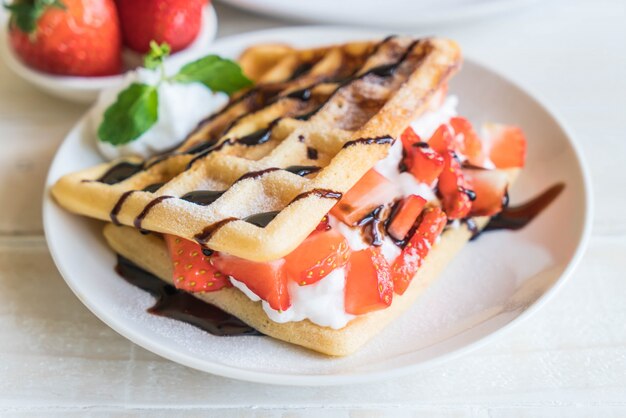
[0,0,625,415]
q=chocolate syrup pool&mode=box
[472,183,565,239]
[115,255,261,337]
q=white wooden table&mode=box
[1,0,625,415]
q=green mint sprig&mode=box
[98,41,253,146]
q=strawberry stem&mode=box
[144,41,171,82]
[4,0,65,34]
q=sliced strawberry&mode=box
[406,145,445,184]
[449,117,484,165]
[401,127,443,182]
[464,168,510,216]
[285,229,350,285]
[391,207,447,295]
[387,195,427,241]
[211,253,290,311]
[481,123,527,169]
[400,126,422,151]
[344,248,393,315]
[164,235,231,293]
[331,169,399,226]
[428,124,455,154]
[438,151,474,219]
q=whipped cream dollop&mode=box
[230,272,355,330]
[228,95,460,329]
[92,68,229,160]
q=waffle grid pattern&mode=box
[52,36,461,261]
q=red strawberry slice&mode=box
[285,229,350,285]
[331,169,399,226]
[482,123,527,169]
[428,124,455,154]
[438,151,474,219]
[387,195,427,241]
[391,207,447,295]
[449,117,484,165]
[211,253,290,311]
[164,235,231,293]
[344,248,393,315]
[400,126,422,150]
[464,168,510,216]
[407,145,445,184]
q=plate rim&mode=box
[42,25,593,386]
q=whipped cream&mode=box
[230,270,355,330]
[374,139,437,202]
[227,95,460,329]
[92,68,228,160]
[410,94,458,140]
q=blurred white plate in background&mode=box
[218,0,541,28]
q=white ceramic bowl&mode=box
[0,4,218,104]
[44,27,592,386]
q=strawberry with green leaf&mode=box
[5,0,122,76]
[97,42,253,146]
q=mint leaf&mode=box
[98,83,158,145]
[173,55,252,94]
[144,41,171,70]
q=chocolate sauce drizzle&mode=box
[482,183,565,235]
[289,188,343,204]
[97,162,143,184]
[233,167,281,184]
[194,218,238,245]
[286,88,312,101]
[181,190,225,206]
[115,255,261,336]
[133,196,173,230]
[283,165,321,176]
[142,183,165,193]
[288,62,314,81]
[342,136,394,148]
[237,127,272,146]
[357,205,386,246]
[184,139,218,155]
[244,211,280,228]
[110,190,135,226]
[362,39,421,79]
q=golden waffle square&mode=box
[51,37,462,262]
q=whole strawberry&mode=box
[6,0,122,76]
[116,0,204,54]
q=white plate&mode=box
[218,0,540,28]
[0,4,218,104]
[43,27,592,386]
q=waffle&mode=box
[51,36,462,262]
